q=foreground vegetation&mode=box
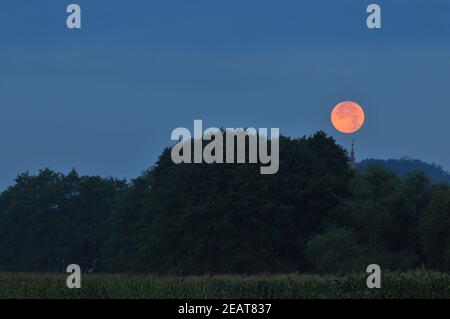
[0,272,449,299]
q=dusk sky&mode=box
[1,0,449,189]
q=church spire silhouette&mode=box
[350,139,356,167]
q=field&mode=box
[0,272,449,299]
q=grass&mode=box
[0,272,449,299]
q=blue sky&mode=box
[0,0,449,189]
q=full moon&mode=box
[331,101,365,134]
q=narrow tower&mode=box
[350,139,356,168]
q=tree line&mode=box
[0,131,449,274]
[358,158,450,184]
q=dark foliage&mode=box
[358,158,450,184]
[0,132,449,274]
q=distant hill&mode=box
[357,157,450,184]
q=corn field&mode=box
[0,272,449,299]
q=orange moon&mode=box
[331,101,365,134]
